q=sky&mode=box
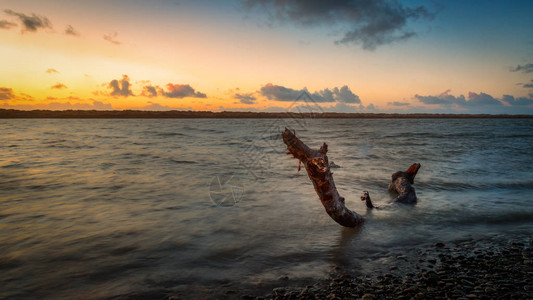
[1,0,533,114]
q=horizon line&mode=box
[1,109,532,119]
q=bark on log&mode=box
[282,128,365,227]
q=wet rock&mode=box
[361,294,374,300]
[272,287,285,296]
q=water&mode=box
[1,118,532,299]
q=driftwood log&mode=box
[361,163,421,208]
[282,128,422,226]
[282,128,365,227]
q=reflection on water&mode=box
[1,118,532,298]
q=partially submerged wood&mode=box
[389,163,421,203]
[282,128,365,227]
[361,163,421,208]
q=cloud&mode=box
[65,25,79,36]
[244,0,433,50]
[141,85,158,97]
[46,68,59,74]
[523,80,533,88]
[332,86,361,103]
[502,95,533,106]
[415,90,466,106]
[4,9,52,32]
[466,92,502,106]
[326,102,360,113]
[131,102,177,111]
[388,101,410,106]
[234,93,256,104]
[259,83,361,104]
[103,32,121,45]
[162,84,206,98]
[415,90,504,108]
[510,63,533,73]
[415,90,533,111]
[51,83,67,90]
[108,75,134,97]
[259,83,302,101]
[0,87,15,100]
[0,20,17,29]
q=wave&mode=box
[155,132,190,137]
[171,159,197,164]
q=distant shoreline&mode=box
[1,109,532,119]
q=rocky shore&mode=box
[113,237,532,300]
[257,238,533,300]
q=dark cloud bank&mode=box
[259,83,360,104]
[244,0,434,50]
[415,90,533,113]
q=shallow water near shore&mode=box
[1,118,532,299]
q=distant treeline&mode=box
[0,109,532,119]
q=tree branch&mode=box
[282,128,365,227]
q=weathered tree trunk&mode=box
[360,163,421,208]
[282,128,365,227]
[388,163,421,204]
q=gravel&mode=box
[255,238,533,300]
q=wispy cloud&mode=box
[103,32,121,45]
[510,63,533,88]
[4,9,52,32]
[65,25,80,36]
[46,68,59,74]
[510,63,533,73]
[51,83,67,90]
[234,92,256,104]
[388,101,410,106]
[244,0,434,50]
[0,19,17,29]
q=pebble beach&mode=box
[261,237,533,300]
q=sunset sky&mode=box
[1,0,532,113]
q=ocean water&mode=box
[1,118,532,299]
